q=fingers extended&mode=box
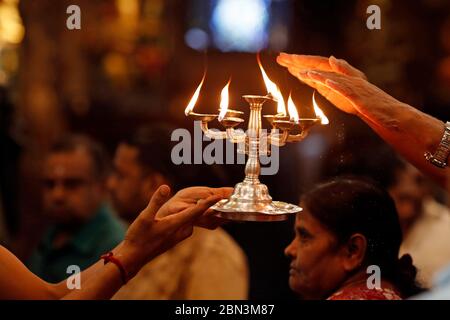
[277,53,332,71]
[210,187,234,198]
[163,194,223,230]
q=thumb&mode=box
[142,184,171,220]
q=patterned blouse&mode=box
[328,283,402,300]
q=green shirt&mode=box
[27,204,126,283]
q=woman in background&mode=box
[285,178,423,300]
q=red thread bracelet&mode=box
[100,252,128,284]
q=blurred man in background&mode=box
[108,124,249,299]
[382,154,450,287]
[27,135,125,283]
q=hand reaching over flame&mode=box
[276,53,399,118]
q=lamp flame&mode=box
[313,92,329,125]
[185,72,206,115]
[218,78,231,121]
[287,94,299,123]
[257,54,286,116]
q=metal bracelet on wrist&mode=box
[424,121,450,169]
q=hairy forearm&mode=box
[357,100,448,187]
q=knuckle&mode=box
[138,215,154,227]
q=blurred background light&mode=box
[185,27,210,50]
[210,0,270,52]
[0,0,24,45]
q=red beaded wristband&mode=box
[100,252,128,285]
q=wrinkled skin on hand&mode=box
[277,53,402,121]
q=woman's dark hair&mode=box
[302,177,424,298]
